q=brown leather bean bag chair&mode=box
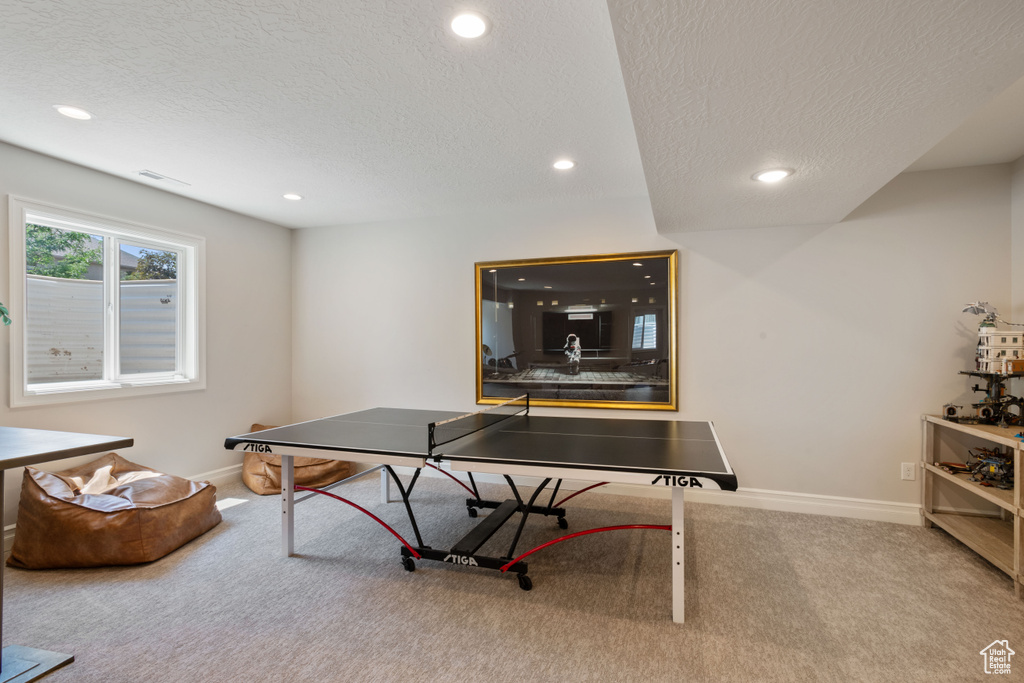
[242,423,354,495]
[7,453,221,569]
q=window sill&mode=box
[12,376,204,408]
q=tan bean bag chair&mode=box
[7,453,221,569]
[241,423,354,495]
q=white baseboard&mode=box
[402,466,924,526]
[190,463,244,488]
[4,463,245,557]
[678,486,922,526]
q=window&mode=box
[8,197,204,406]
[631,312,658,350]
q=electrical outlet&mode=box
[901,462,916,481]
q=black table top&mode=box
[225,408,736,489]
[444,414,729,472]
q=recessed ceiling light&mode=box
[632,262,643,267]
[753,168,793,183]
[451,12,488,38]
[553,159,575,170]
[283,193,303,201]
[54,105,92,120]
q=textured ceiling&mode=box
[0,0,645,229]
[1,1,1023,232]
[607,0,1024,232]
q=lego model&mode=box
[966,301,1024,374]
[966,446,1015,489]
[946,303,1024,426]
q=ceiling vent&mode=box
[138,170,191,187]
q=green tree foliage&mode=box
[25,224,101,279]
[124,250,177,280]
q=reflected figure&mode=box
[564,333,581,375]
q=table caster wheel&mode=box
[557,517,568,529]
[468,507,478,518]
[402,557,415,572]
[517,573,532,591]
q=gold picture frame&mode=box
[476,250,677,410]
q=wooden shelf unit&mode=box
[921,415,1022,598]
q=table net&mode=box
[428,394,529,455]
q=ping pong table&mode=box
[224,396,737,623]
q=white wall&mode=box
[291,196,677,416]
[1011,156,1024,320]
[670,165,1010,503]
[0,142,293,521]
[291,164,1012,511]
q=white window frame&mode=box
[8,196,205,407]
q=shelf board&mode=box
[923,415,1024,450]
[923,511,1015,576]
[923,463,1016,511]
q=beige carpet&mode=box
[4,474,1021,682]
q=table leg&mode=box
[281,455,294,556]
[381,467,393,503]
[0,471,73,682]
[671,487,685,623]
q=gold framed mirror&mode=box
[476,250,677,410]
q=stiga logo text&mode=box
[243,443,273,453]
[651,475,703,488]
[443,554,478,566]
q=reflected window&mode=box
[632,312,657,350]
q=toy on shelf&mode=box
[937,461,971,475]
[966,446,1015,489]
[945,302,1024,427]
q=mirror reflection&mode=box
[476,250,677,410]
